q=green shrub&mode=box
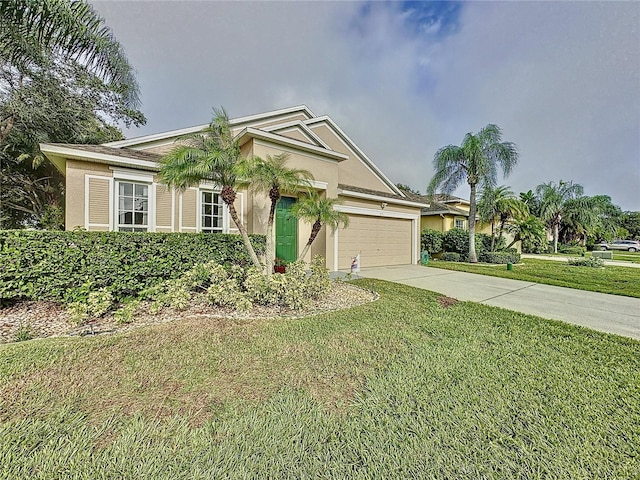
[443,228,468,254]
[479,251,521,264]
[440,252,462,262]
[442,228,488,257]
[0,231,265,304]
[306,255,331,299]
[567,257,604,268]
[66,287,114,325]
[558,244,586,255]
[114,299,141,324]
[420,229,443,254]
[207,278,252,312]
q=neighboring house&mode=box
[41,105,427,271]
[400,192,492,234]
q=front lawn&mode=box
[1,280,638,478]
[428,258,640,298]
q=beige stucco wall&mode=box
[420,214,492,235]
[307,123,394,194]
[65,159,112,230]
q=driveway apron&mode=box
[355,265,640,341]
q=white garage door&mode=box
[338,214,413,269]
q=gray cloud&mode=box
[92,1,639,210]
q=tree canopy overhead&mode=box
[0,0,145,228]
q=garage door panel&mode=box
[339,215,412,269]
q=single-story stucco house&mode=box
[41,105,428,271]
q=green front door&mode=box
[275,197,297,263]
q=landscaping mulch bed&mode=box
[0,282,378,344]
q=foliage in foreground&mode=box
[0,280,637,478]
[430,258,640,298]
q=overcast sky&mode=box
[91,1,640,211]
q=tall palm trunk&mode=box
[264,187,280,278]
[468,182,478,263]
[221,186,262,270]
[490,220,496,252]
[297,219,322,261]
[553,223,559,254]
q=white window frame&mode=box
[197,186,230,233]
[455,217,467,230]
[115,180,151,232]
[111,168,155,232]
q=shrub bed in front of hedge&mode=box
[0,231,265,304]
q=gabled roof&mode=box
[104,105,315,150]
[262,120,330,149]
[235,127,348,162]
[304,116,403,197]
[41,106,407,197]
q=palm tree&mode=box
[506,215,547,252]
[427,124,518,262]
[239,154,313,277]
[536,180,584,253]
[478,185,528,251]
[0,0,140,106]
[159,108,263,271]
[291,190,349,262]
[519,190,540,217]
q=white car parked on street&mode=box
[597,240,640,252]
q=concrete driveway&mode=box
[355,264,640,341]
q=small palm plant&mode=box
[291,190,349,262]
[239,153,313,277]
[159,107,263,271]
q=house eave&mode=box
[338,188,428,208]
[40,144,159,172]
[235,127,348,162]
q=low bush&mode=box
[440,252,462,262]
[67,287,114,325]
[558,244,586,255]
[420,229,443,254]
[0,230,265,304]
[567,257,604,268]
[442,228,490,257]
[479,251,521,264]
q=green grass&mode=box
[1,280,638,478]
[544,251,640,265]
[429,258,640,298]
[598,251,640,264]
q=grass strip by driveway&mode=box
[428,258,640,298]
[1,280,638,479]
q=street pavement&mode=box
[353,264,640,341]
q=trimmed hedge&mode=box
[440,252,462,262]
[478,251,521,264]
[0,231,265,304]
[558,244,586,255]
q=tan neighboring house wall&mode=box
[42,105,427,270]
